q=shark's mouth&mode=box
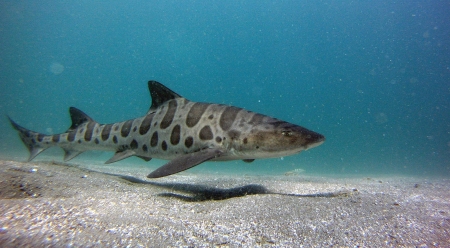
[305,139,325,150]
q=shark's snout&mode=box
[304,132,325,150]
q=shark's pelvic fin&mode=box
[105,150,153,164]
[105,150,137,164]
[147,81,183,114]
[147,148,224,178]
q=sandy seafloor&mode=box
[0,158,449,247]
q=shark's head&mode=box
[231,119,325,159]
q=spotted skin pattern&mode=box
[9,81,325,178]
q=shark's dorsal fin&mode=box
[67,107,95,132]
[148,81,183,114]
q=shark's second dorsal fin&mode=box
[67,107,95,132]
[148,81,183,113]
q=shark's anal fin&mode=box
[147,148,224,178]
[105,150,136,164]
[147,81,183,114]
[63,149,83,161]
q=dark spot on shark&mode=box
[118,144,128,152]
[79,128,84,133]
[52,134,60,142]
[220,106,240,131]
[170,124,181,145]
[185,136,193,148]
[101,124,112,141]
[94,138,99,144]
[24,131,31,138]
[271,120,289,128]
[215,136,222,143]
[84,122,96,141]
[199,125,213,140]
[154,122,158,127]
[228,129,241,140]
[249,113,265,125]
[186,102,208,127]
[208,114,214,120]
[37,134,45,142]
[243,137,248,144]
[113,135,118,144]
[130,139,138,149]
[121,120,133,137]
[142,144,148,152]
[161,140,168,151]
[133,126,137,132]
[68,131,76,142]
[114,125,119,131]
[160,100,177,129]
[78,140,82,144]
[151,131,158,147]
[139,114,153,135]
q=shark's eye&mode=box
[281,131,293,137]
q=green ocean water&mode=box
[0,1,448,177]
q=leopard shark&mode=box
[9,81,325,178]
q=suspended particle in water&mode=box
[46,127,53,134]
[375,112,388,124]
[50,62,64,75]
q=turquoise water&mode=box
[0,1,448,177]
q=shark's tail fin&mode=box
[8,116,50,161]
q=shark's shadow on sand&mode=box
[115,174,353,202]
[46,161,354,202]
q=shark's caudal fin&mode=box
[8,116,48,161]
[8,107,97,162]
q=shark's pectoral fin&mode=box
[147,148,224,178]
[63,149,83,162]
[105,150,136,164]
